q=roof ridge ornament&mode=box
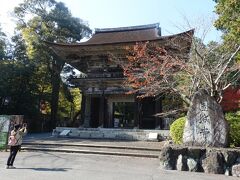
[95,23,160,33]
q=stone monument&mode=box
[183,89,228,147]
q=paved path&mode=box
[0,151,238,180]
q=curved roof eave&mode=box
[45,29,194,48]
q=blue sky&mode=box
[0,0,222,43]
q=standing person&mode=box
[6,123,27,169]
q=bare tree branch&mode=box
[214,45,240,85]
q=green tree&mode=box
[214,0,240,59]
[0,60,39,116]
[0,33,41,119]
[13,0,91,128]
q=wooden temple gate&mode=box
[47,23,193,130]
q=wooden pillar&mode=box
[134,97,140,128]
[155,97,162,129]
[107,100,113,128]
[99,95,105,127]
[80,93,86,126]
[83,95,91,128]
[138,99,143,129]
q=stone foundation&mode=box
[52,127,169,141]
[159,145,240,177]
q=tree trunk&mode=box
[50,57,64,130]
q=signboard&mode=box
[0,115,24,150]
[59,130,71,136]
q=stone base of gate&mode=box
[52,127,169,141]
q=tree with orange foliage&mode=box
[113,37,240,111]
[123,41,189,102]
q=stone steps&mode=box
[21,142,161,158]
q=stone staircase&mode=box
[20,129,167,158]
[21,141,161,158]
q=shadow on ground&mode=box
[16,167,71,171]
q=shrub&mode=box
[225,111,240,147]
[170,117,186,144]
[169,112,240,147]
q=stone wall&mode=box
[159,145,240,177]
[53,127,169,141]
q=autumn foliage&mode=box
[221,86,240,111]
[121,42,186,98]
[109,28,239,110]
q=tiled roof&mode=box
[46,24,194,72]
[95,23,160,33]
[53,23,161,45]
[45,24,194,60]
[83,23,161,45]
[46,24,193,48]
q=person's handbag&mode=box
[8,135,17,146]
